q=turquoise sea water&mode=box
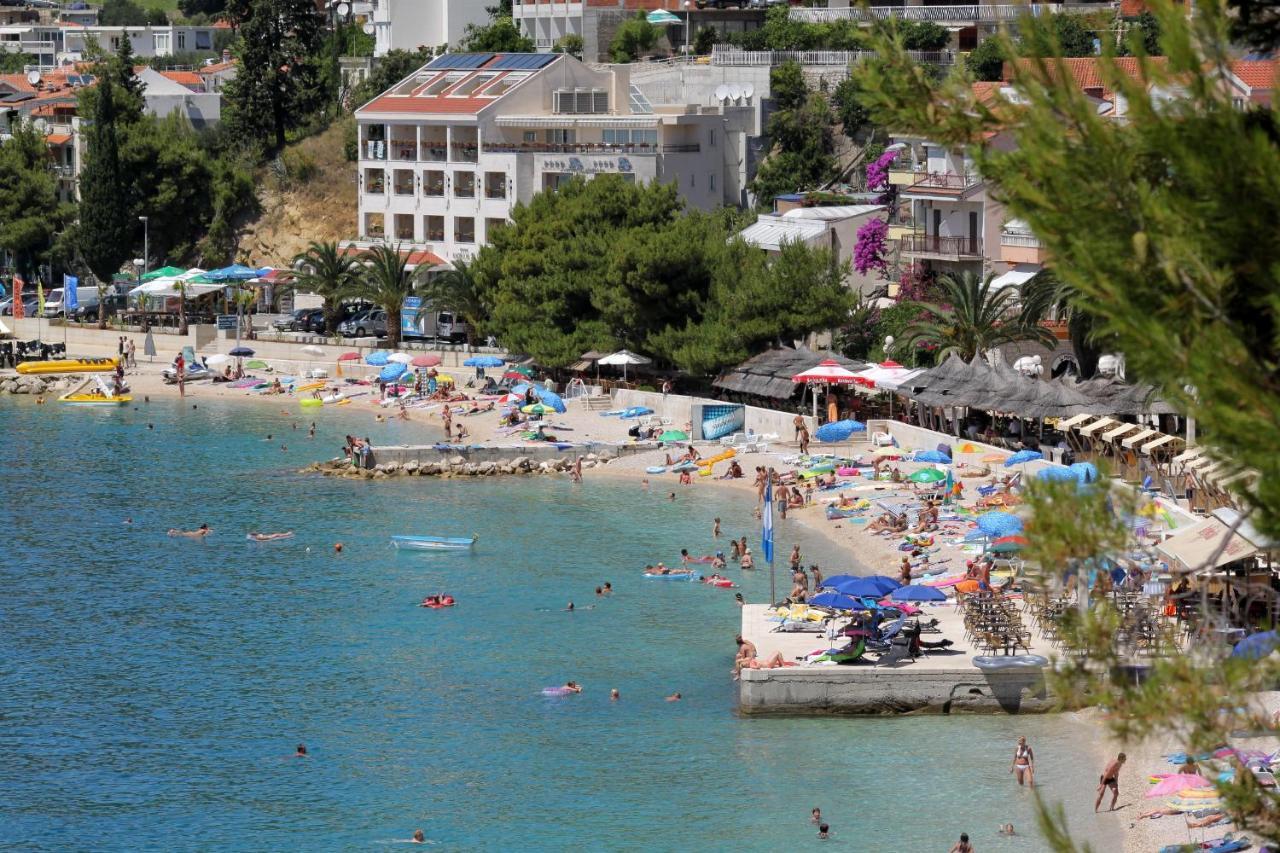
[1,398,1122,851]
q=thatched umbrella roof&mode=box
[910,353,975,406]
[713,346,865,400]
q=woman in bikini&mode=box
[1011,735,1035,786]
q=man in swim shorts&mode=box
[169,523,211,538]
[1095,752,1126,811]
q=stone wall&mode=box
[303,441,651,480]
[610,388,820,442]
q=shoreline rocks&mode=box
[0,375,71,396]
[300,453,608,480]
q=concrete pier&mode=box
[737,604,1056,715]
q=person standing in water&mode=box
[713,517,721,538]
[1010,736,1035,786]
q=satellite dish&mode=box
[742,83,754,101]
[714,84,729,103]
[362,22,374,35]
[26,70,41,86]
[727,84,742,102]
[33,118,47,133]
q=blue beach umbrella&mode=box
[379,362,407,381]
[1034,466,1079,483]
[820,574,860,589]
[366,351,390,366]
[202,263,260,282]
[228,346,254,357]
[889,584,947,602]
[1070,461,1100,484]
[832,576,899,597]
[815,419,866,442]
[809,592,865,610]
[866,574,903,593]
[1004,449,1044,467]
[977,511,1023,537]
[535,387,567,413]
[1232,631,1280,660]
[464,355,504,368]
[913,450,951,464]
[964,529,990,542]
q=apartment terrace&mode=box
[480,141,699,154]
[899,233,984,259]
[791,3,1114,23]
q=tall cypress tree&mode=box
[77,80,133,290]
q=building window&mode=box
[454,172,475,198]
[177,32,185,50]
[553,88,609,114]
[523,131,537,143]
[393,169,414,195]
[455,216,475,243]
[484,172,506,199]
[364,212,385,239]
[543,172,570,193]
[394,213,415,241]
[546,128,575,145]
[690,173,695,188]
[424,170,444,196]
[425,215,444,242]
[484,218,507,239]
[154,33,169,54]
[110,37,121,50]
[709,172,715,192]
[364,168,385,194]
[709,129,716,147]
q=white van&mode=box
[43,286,100,317]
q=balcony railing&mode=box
[791,4,1114,23]
[900,234,983,257]
[908,171,980,191]
[1000,232,1042,248]
[710,47,955,67]
[451,144,479,163]
[481,142,697,154]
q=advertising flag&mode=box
[64,274,78,310]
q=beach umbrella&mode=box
[659,429,689,443]
[205,354,231,367]
[436,373,454,384]
[1004,449,1044,467]
[977,511,1024,537]
[378,362,407,381]
[387,352,413,364]
[1144,774,1213,798]
[908,468,946,483]
[913,450,951,464]
[464,355,504,368]
[1035,466,1079,483]
[598,349,652,382]
[958,443,980,453]
[300,345,325,357]
[246,359,267,369]
[820,574,861,589]
[963,529,990,543]
[646,8,682,24]
[229,346,254,357]
[1232,630,1280,659]
[815,419,865,442]
[981,453,1008,464]
[808,592,863,610]
[832,577,899,597]
[144,330,157,361]
[521,402,555,415]
[507,364,534,378]
[535,387,567,413]
[498,393,522,405]
[338,352,361,362]
[1070,461,1100,484]
[987,540,1026,554]
[412,354,442,367]
[889,584,947,602]
[366,351,390,366]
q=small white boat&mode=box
[391,534,476,551]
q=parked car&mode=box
[0,295,42,316]
[43,286,99,318]
[71,293,126,324]
[273,308,311,332]
[339,309,388,338]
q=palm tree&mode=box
[416,258,488,348]
[899,270,1056,360]
[1020,269,1108,378]
[292,240,359,336]
[354,243,417,347]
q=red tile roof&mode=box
[340,246,446,267]
[1231,59,1277,90]
[0,73,36,93]
[1004,57,1165,100]
[45,132,72,145]
[198,60,236,75]
[159,70,203,89]
[362,94,495,115]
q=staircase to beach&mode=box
[582,395,614,411]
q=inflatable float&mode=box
[645,466,667,474]
[672,461,699,473]
[541,686,578,696]
[696,448,736,469]
[299,398,323,408]
[972,654,1049,671]
[17,358,118,375]
[421,596,456,609]
[702,577,736,588]
[643,570,698,581]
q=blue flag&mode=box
[762,479,774,564]
[64,274,78,310]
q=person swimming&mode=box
[168,523,211,538]
[610,688,620,700]
[247,531,294,541]
[566,601,575,611]
[564,681,582,693]
[293,743,308,758]
[411,829,426,843]
[665,692,681,702]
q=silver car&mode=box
[339,309,388,338]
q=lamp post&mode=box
[884,335,897,420]
[138,216,148,277]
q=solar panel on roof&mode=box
[489,53,556,71]
[426,53,495,70]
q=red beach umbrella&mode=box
[994,535,1029,546]
[412,354,442,367]
[337,352,360,361]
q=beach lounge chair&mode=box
[719,433,741,448]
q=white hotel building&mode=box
[353,52,753,266]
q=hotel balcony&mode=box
[481,142,699,155]
[899,233,983,260]
[1000,230,1048,265]
[902,171,982,196]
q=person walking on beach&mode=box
[175,352,185,397]
[798,424,810,455]
[127,338,136,368]
[1010,736,1035,786]
[793,412,805,441]
[1095,753,1126,812]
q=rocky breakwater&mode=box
[0,374,72,396]
[301,450,619,480]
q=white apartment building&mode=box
[62,25,221,63]
[371,0,491,57]
[353,51,753,265]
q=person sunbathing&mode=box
[248,531,293,541]
[744,651,790,669]
[866,513,898,533]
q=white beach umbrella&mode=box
[205,353,231,367]
[388,352,414,364]
[301,345,325,357]
[597,349,651,381]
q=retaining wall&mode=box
[610,388,817,441]
[362,441,654,469]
